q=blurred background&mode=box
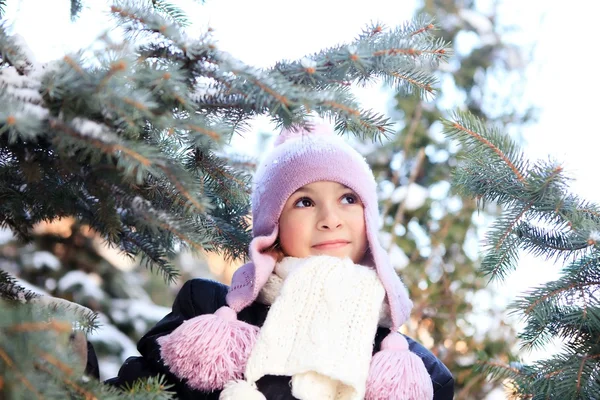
[1,1,598,398]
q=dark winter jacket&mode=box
[104,278,455,399]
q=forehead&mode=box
[293,181,351,194]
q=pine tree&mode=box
[361,1,535,397]
[0,2,450,397]
[444,111,600,399]
[0,216,182,379]
[69,0,202,25]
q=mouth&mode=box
[312,240,350,250]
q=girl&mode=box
[106,121,454,399]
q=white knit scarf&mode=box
[257,258,393,328]
[245,256,386,400]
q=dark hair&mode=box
[263,237,281,254]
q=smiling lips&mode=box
[312,240,350,250]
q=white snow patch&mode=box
[218,50,248,72]
[71,118,114,142]
[389,183,429,210]
[408,219,431,249]
[32,251,61,270]
[0,228,15,245]
[459,9,493,35]
[111,298,170,333]
[5,86,42,102]
[379,231,392,249]
[446,196,463,213]
[389,244,409,271]
[429,181,451,201]
[58,270,105,300]
[23,103,49,119]
[0,65,42,91]
[98,357,123,382]
[11,33,38,65]
[45,278,57,291]
[88,313,140,360]
[300,57,317,69]
[133,319,146,335]
[0,66,29,87]
[378,180,395,201]
[111,308,127,324]
[14,277,49,296]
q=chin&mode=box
[312,250,354,260]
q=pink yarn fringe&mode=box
[365,332,434,400]
[157,306,259,391]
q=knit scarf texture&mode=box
[245,256,386,400]
[257,257,393,328]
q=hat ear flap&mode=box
[364,212,412,328]
[248,226,279,299]
[227,226,279,311]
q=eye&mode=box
[294,197,314,208]
[341,193,359,205]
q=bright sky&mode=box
[5,0,600,382]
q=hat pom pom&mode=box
[365,332,434,400]
[220,380,266,400]
[158,306,259,391]
[275,120,334,145]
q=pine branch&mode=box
[444,111,600,398]
[443,111,527,189]
[275,16,449,98]
[512,256,600,350]
[0,27,35,74]
[0,269,99,332]
[4,5,448,276]
[0,269,39,303]
[70,0,84,21]
[0,5,450,278]
[0,3,455,398]
[514,222,593,261]
[0,299,175,398]
[479,205,530,280]
[120,375,176,399]
[152,0,192,27]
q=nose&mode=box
[317,205,342,230]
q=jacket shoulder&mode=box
[135,278,228,362]
[171,278,229,317]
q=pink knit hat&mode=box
[158,120,433,398]
[227,121,413,331]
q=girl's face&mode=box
[278,181,368,263]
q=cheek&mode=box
[278,212,311,255]
[351,213,368,250]
[348,210,367,235]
